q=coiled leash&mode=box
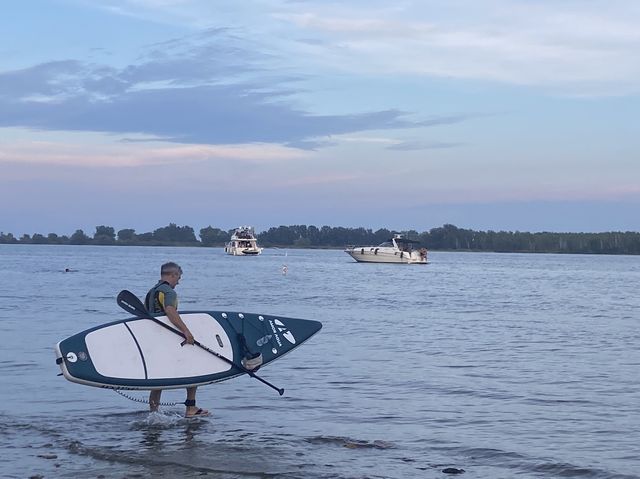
[113,389,184,407]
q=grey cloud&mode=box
[286,138,338,150]
[0,33,468,148]
[417,115,474,128]
[0,61,85,99]
[82,74,129,96]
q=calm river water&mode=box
[0,245,638,478]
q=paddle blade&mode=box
[116,290,149,318]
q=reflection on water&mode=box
[134,412,209,449]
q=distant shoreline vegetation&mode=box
[1,223,639,255]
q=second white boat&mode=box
[225,226,263,256]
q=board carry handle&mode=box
[116,289,285,396]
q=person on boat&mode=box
[145,262,209,418]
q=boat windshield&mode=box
[394,238,417,251]
[377,241,393,247]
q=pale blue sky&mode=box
[1,0,639,236]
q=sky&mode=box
[1,0,639,236]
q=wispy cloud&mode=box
[70,1,640,95]
[0,132,307,167]
[275,1,640,94]
[386,140,464,151]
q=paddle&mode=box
[116,289,285,396]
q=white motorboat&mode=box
[225,226,263,256]
[345,234,427,264]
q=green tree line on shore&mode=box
[1,223,639,254]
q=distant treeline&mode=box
[1,223,639,254]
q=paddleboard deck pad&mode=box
[55,311,322,390]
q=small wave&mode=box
[74,409,208,429]
[530,461,637,478]
[431,385,522,401]
[446,445,636,479]
[447,446,528,461]
[129,410,198,429]
[305,435,395,450]
[523,397,595,405]
[65,440,280,478]
[0,360,38,370]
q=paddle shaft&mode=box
[116,290,284,396]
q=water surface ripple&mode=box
[0,245,638,478]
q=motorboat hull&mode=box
[224,246,262,256]
[345,247,427,264]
